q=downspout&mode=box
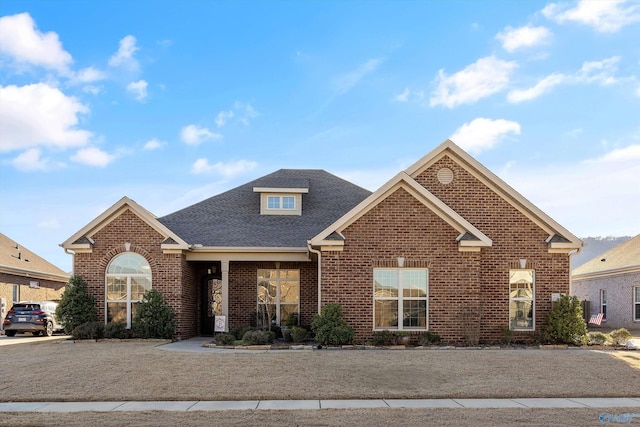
[307,241,322,314]
[567,248,581,295]
[62,246,76,276]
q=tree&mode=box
[132,289,176,339]
[56,275,98,334]
[543,295,587,345]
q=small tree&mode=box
[56,275,98,334]
[543,295,587,345]
[132,289,176,339]
[311,303,354,346]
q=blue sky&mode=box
[1,0,639,272]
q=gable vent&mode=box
[437,167,454,184]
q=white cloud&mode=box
[0,12,72,73]
[507,56,620,103]
[592,144,640,163]
[215,110,234,127]
[82,85,102,95]
[191,159,257,176]
[70,146,115,167]
[333,58,383,94]
[0,83,91,152]
[496,25,551,52]
[233,101,259,126]
[108,35,139,70]
[143,138,166,150]
[37,218,60,230]
[126,80,148,101]
[180,124,221,145]
[394,88,410,102]
[450,118,521,154]
[542,0,640,32]
[11,148,53,171]
[72,66,106,83]
[430,56,517,108]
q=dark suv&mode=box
[3,301,63,337]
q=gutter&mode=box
[307,241,322,315]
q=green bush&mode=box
[242,330,275,345]
[587,331,607,346]
[373,330,394,346]
[500,327,513,345]
[609,328,631,345]
[132,289,176,339]
[214,333,236,346]
[543,295,587,345]
[72,321,104,340]
[418,331,442,345]
[56,275,98,335]
[230,325,254,340]
[311,303,354,346]
[291,326,308,343]
[104,321,132,339]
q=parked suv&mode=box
[3,301,63,337]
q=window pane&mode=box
[635,287,640,302]
[107,277,127,300]
[375,300,398,328]
[280,280,299,303]
[280,270,299,279]
[282,197,295,209]
[267,196,280,209]
[635,303,640,321]
[509,269,533,285]
[107,302,127,323]
[258,280,277,303]
[403,300,427,328]
[509,283,533,299]
[509,300,533,329]
[131,277,151,301]
[374,270,398,297]
[403,270,427,298]
[257,303,277,327]
[107,253,151,274]
[280,304,298,325]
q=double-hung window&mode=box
[373,269,428,330]
[509,269,534,330]
[257,268,299,326]
[634,287,639,322]
[267,196,295,210]
[600,289,607,320]
[106,253,152,328]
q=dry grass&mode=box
[1,339,639,402]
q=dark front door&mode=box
[200,273,222,336]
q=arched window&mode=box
[106,253,152,328]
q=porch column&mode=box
[221,260,229,332]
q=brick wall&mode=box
[320,155,571,344]
[0,273,66,327]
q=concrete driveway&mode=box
[0,333,70,346]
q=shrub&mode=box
[609,328,631,345]
[230,326,253,341]
[214,333,236,346]
[104,322,132,339]
[56,275,98,335]
[587,331,607,346]
[373,330,394,346]
[311,303,355,346]
[543,295,587,345]
[72,321,104,340]
[500,327,513,345]
[418,331,442,346]
[291,326,308,343]
[242,330,275,345]
[132,289,176,339]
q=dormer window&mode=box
[254,179,309,216]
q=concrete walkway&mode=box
[2,398,640,412]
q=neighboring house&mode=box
[572,234,640,331]
[1,233,69,329]
[61,140,583,343]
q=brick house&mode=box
[61,140,582,342]
[1,232,69,329]
[572,234,640,331]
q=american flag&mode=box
[589,313,604,326]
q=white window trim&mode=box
[509,269,535,331]
[105,253,152,328]
[600,289,607,321]
[259,193,302,215]
[633,286,639,322]
[373,268,429,331]
[257,268,300,325]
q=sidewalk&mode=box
[2,398,640,413]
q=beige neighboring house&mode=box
[572,234,640,331]
[1,233,69,330]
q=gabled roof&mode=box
[310,171,492,251]
[572,233,640,279]
[158,169,371,248]
[405,139,583,251]
[0,232,69,282]
[61,197,189,251]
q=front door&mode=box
[200,273,223,336]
